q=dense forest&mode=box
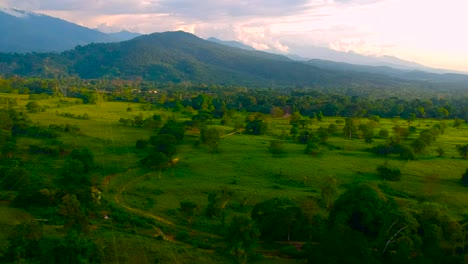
[0,75,467,263]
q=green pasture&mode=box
[2,93,468,261]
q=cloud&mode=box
[157,0,316,21]
[333,0,384,5]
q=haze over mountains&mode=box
[0,8,140,53]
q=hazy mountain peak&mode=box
[207,37,255,51]
[0,9,140,53]
[0,8,36,18]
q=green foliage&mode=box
[149,134,177,157]
[329,183,397,240]
[377,163,402,181]
[251,198,307,241]
[462,169,468,187]
[206,189,233,218]
[320,176,337,209]
[456,144,468,159]
[57,111,90,120]
[343,117,358,139]
[68,148,95,173]
[159,120,185,142]
[2,167,30,191]
[245,112,268,135]
[225,216,260,264]
[200,127,221,153]
[269,140,285,156]
[135,139,149,149]
[270,106,284,118]
[141,151,168,170]
[25,101,42,113]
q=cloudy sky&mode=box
[2,0,468,71]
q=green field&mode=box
[1,92,467,263]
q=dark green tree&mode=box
[462,169,468,187]
[269,140,285,156]
[456,144,468,159]
[159,120,185,142]
[320,176,337,209]
[225,216,260,264]
[343,117,358,139]
[25,101,42,113]
[377,163,402,181]
[200,127,221,153]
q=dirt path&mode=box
[113,174,221,240]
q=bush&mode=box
[377,164,402,181]
[269,140,285,156]
[462,169,468,187]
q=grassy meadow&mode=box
[1,92,468,262]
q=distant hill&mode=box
[0,30,467,92]
[107,30,141,41]
[0,8,139,53]
[207,37,255,51]
[305,59,468,83]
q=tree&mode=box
[269,140,285,156]
[320,176,337,209]
[149,134,177,157]
[289,111,302,125]
[317,111,324,121]
[141,151,168,178]
[59,194,88,233]
[377,163,402,181]
[456,144,468,159]
[270,106,284,118]
[328,183,397,240]
[159,120,185,142]
[6,219,43,261]
[245,113,268,135]
[462,169,468,187]
[25,101,41,113]
[343,117,358,139]
[225,216,260,264]
[200,127,221,153]
[68,148,94,173]
[379,129,389,138]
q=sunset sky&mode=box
[1,0,467,71]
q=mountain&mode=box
[305,59,468,83]
[0,31,467,92]
[107,30,142,41]
[280,44,468,74]
[0,8,138,53]
[207,37,255,51]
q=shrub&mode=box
[462,169,468,187]
[377,163,402,181]
[269,140,285,156]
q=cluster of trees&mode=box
[221,182,467,264]
[1,76,467,122]
[0,106,101,263]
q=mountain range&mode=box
[0,8,467,92]
[0,8,139,53]
[1,8,463,76]
[0,30,467,93]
